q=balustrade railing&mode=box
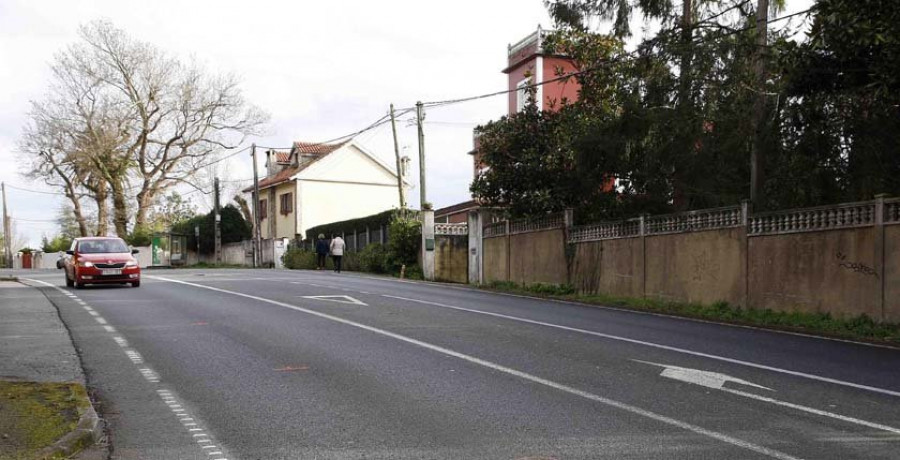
[645,206,743,236]
[568,219,640,243]
[749,201,875,235]
[509,213,565,234]
[435,223,468,236]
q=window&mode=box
[259,199,268,220]
[279,193,293,215]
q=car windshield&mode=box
[78,239,130,254]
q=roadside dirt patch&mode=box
[0,381,88,459]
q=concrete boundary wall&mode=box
[482,196,900,322]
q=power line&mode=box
[4,184,68,196]
[419,7,815,110]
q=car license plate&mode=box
[102,269,122,276]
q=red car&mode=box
[65,237,141,288]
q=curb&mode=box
[37,393,103,459]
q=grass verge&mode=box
[0,381,89,459]
[482,281,900,346]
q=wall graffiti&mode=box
[835,252,879,278]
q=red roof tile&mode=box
[293,141,348,155]
[244,140,348,193]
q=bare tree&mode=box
[71,20,267,231]
[20,19,267,237]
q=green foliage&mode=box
[282,248,317,270]
[358,243,389,273]
[385,213,421,272]
[41,234,72,253]
[284,211,421,278]
[304,209,403,242]
[171,204,250,254]
[475,1,900,221]
[125,225,153,247]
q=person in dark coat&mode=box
[315,234,328,270]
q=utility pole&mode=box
[415,101,427,209]
[415,102,435,281]
[251,144,262,268]
[750,0,769,208]
[214,177,222,264]
[1,183,10,268]
[390,104,406,209]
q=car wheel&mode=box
[131,281,141,288]
[65,274,74,288]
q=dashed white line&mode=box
[95,317,107,324]
[102,325,116,333]
[87,310,99,316]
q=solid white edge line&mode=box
[382,294,900,399]
[335,271,900,351]
[151,275,800,460]
[721,387,900,435]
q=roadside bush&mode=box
[282,248,316,270]
[358,243,389,273]
[125,225,153,247]
[385,213,420,272]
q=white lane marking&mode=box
[102,325,116,333]
[113,336,128,347]
[189,428,203,432]
[95,317,107,324]
[151,276,800,460]
[637,361,773,391]
[382,295,900,399]
[208,452,224,456]
[724,387,900,436]
[641,361,900,435]
[332,271,900,351]
[301,295,367,306]
[192,433,207,437]
[125,350,144,364]
[87,310,99,316]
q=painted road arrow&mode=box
[301,295,367,306]
[635,360,772,391]
[637,360,900,436]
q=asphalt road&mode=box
[14,268,900,460]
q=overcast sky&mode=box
[0,0,813,247]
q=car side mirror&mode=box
[65,250,74,256]
[131,249,140,254]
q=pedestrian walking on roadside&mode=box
[315,234,328,270]
[329,234,345,273]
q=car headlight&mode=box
[125,260,138,268]
[79,261,94,268]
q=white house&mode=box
[244,140,407,240]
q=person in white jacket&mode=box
[329,235,346,273]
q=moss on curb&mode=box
[0,381,89,459]
[481,281,900,346]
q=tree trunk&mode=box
[672,0,694,211]
[94,182,109,236]
[110,180,129,236]
[66,193,90,237]
[750,0,769,208]
[134,188,154,230]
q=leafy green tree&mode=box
[41,235,72,253]
[172,205,250,254]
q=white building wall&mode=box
[299,180,399,238]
